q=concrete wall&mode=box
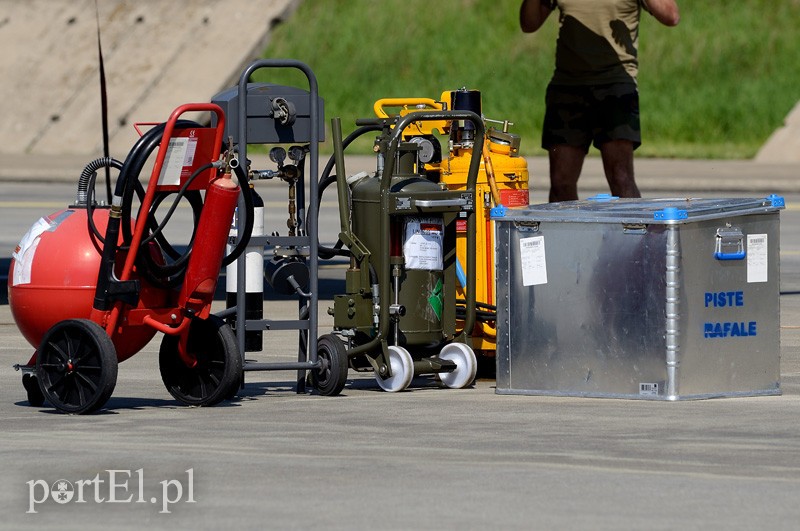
[0,0,297,158]
[756,102,800,163]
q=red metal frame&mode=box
[94,103,229,366]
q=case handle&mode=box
[714,227,746,260]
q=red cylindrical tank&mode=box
[9,207,167,362]
[178,175,240,319]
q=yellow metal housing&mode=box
[373,94,530,356]
[437,137,529,353]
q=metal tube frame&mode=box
[230,59,322,382]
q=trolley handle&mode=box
[414,198,469,208]
[382,110,484,191]
[379,110,484,345]
[714,227,746,261]
[373,98,443,118]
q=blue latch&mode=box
[765,194,785,208]
[490,205,508,219]
[587,193,619,202]
[654,207,688,221]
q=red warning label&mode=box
[500,188,529,207]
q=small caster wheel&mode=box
[375,346,413,392]
[36,319,118,414]
[437,343,477,389]
[310,334,349,396]
[159,315,242,407]
[22,373,45,407]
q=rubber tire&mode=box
[310,334,349,396]
[36,319,118,414]
[375,346,414,392]
[437,342,478,389]
[159,315,242,406]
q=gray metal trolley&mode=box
[212,59,324,392]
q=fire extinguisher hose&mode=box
[97,121,252,288]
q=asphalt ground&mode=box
[1,158,800,529]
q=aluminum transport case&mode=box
[492,195,785,400]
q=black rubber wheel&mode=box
[22,373,45,407]
[159,315,242,406]
[309,334,349,396]
[35,319,118,414]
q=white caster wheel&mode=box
[375,346,414,392]
[437,343,477,389]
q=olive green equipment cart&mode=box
[311,111,484,394]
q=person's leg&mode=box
[592,83,641,198]
[548,144,586,202]
[542,84,591,202]
[599,139,639,198]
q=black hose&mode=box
[113,121,252,274]
[456,307,496,322]
[313,123,382,259]
[133,166,209,287]
[78,157,124,246]
[114,122,203,287]
[144,189,202,260]
[92,120,255,305]
[94,122,191,307]
[77,157,123,206]
[456,300,497,322]
[456,300,496,311]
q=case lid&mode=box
[491,195,785,225]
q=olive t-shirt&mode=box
[551,0,644,85]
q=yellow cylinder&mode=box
[438,136,529,353]
[370,94,530,357]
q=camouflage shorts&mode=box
[542,83,641,152]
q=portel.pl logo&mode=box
[27,469,195,514]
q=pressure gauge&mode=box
[410,137,436,164]
[269,147,287,165]
[288,145,306,162]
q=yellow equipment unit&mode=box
[373,89,529,361]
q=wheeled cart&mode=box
[210,59,328,392]
[11,103,244,413]
[309,111,486,394]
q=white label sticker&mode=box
[12,215,62,285]
[403,217,443,270]
[747,233,768,283]
[157,137,190,186]
[520,236,547,286]
[183,136,198,167]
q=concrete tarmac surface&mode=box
[2,164,800,530]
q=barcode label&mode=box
[639,383,659,396]
[747,234,768,283]
[520,236,547,286]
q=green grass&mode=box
[259,0,800,159]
